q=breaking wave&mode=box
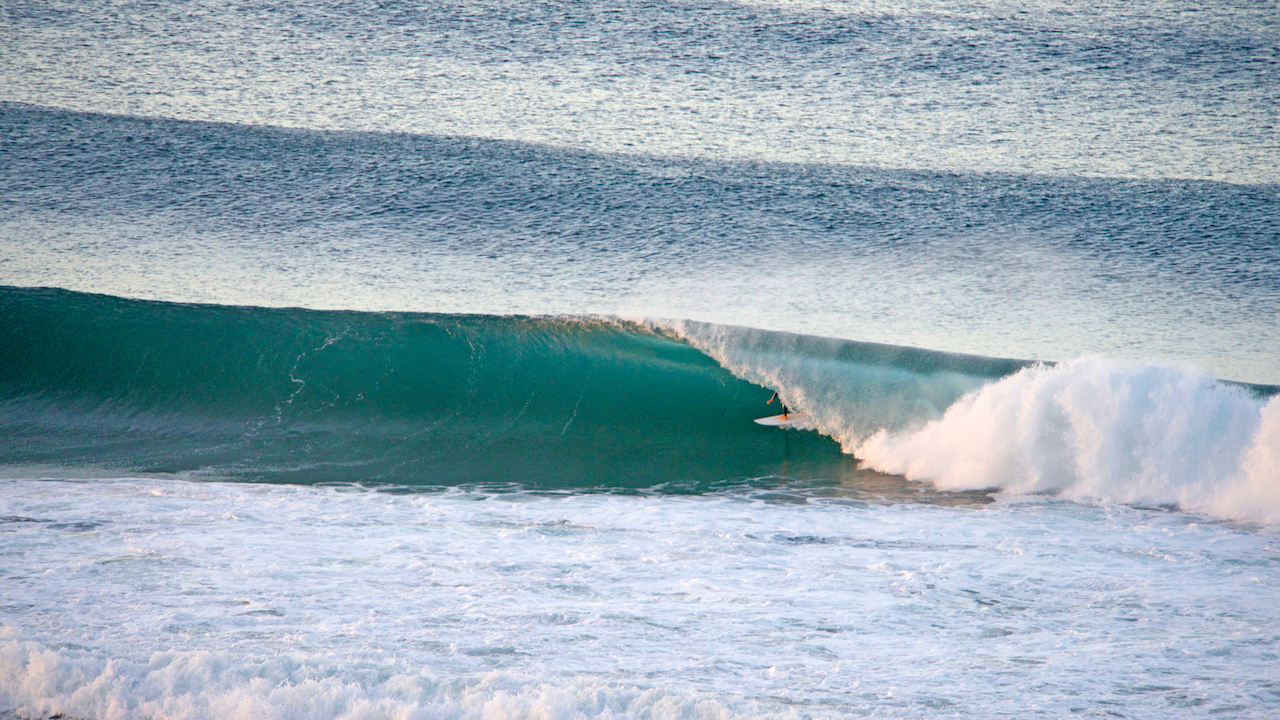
[852,359,1280,523]
[3,287,1276,521]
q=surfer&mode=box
[767,391,788,419]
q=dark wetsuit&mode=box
[768,391,789,418]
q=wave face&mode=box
[0,287,851,487]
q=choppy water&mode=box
[3,479,1279,719]
[2,0,1278,718]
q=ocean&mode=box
[2,0,1279,718]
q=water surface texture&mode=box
[2,0,1279,718]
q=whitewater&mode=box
[2,479,1278,719]
[2,0,1279,717]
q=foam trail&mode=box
[856,358,1280,523]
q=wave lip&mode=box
[856,358,1280,523]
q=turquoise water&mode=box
[0,287,1030,488]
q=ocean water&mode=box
[2,0,1279,718]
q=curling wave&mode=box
[3,287,1276,521]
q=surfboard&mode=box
[754,412,808,427]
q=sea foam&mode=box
[3,479,1277,719]
[0,634,743,720]
[855,359,1280,523]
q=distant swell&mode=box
[854,360,1280,524]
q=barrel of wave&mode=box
[653,317,1029,448]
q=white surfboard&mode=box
[754,412,808,427]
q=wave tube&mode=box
[660,318,1030,443]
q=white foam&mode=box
[662,321,1280,523]
[856,358,1280,523]
[1,479,1277,719]
[0,635,745,720]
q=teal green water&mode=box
[1,287,851,487]
[9,288,1270,491]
